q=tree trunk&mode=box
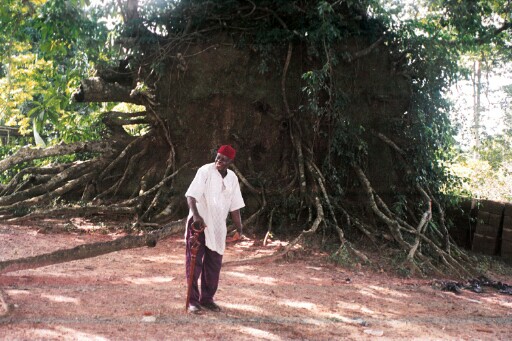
[472,57,482,154]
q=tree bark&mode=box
[72,77,144,104]
[0,165,70,196]
[6,206,136,224]
[0,172,97,211]
[0,140,115,174]
[0,161,96,206]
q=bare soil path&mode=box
[1,221,512,340]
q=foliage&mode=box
[450,155,512,202]
[0,0,111,145]
[449,109,512,202]
[0,141,80,184]
[478,134,512,170]
[111,103,150,136]
[329,243,355,267]
[0,144,27,184]
[378,0,511,211]
[473,253,512,277]
[430,0,511,52]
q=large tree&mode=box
[1,0,510,276]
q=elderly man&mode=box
[184,145,245,314]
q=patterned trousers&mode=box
[185,217,223,306]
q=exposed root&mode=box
[353,163,471,277]
[96,142,149,200]
[225,195,325,267]
[347,244,371,264]
[353,165,411,250]
[232,164,262,194]
[281,195,325,256]
[0,158,109,213]
[281,42,293,117]
[306,159,340,232]
[339,206,378,246]
[140,146,177,221]
[244,189,266,227]
[417,232,470,276]
[290,124,306,198]
[0,127,185,224]
[372,131,474,273]
[118,161,189,207]
[5,206,136,224]
[428,188,451,254]
[0,219,184,275]
[337,242,371,264]
[0,140,116,174]
[0,289,9,317]
[234,147,351,264]
[97,136,141,182]
[304,195,325,236]
[407,208,431,263]
[263,207,275,246]
[0,164,70,196]
[114,143,150,197]
[406,185,432,263]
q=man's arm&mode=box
[229,209,243,241]
[187,196,205,227]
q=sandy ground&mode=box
[1,220,512,340]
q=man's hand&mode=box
[226,231,242,243]
[192,217,205,230]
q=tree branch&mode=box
[5,206,136,224]
[72,77,144,104]
[345,36,385,62]
[0,140,116,174]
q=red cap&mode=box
[218,145,236,160]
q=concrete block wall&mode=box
[472,200,505,256]
[501,204,512,262]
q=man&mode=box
[184,144,245,314]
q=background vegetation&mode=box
[1,0,510,200]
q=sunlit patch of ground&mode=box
[1,222,512,340]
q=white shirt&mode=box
[185,163,245,255]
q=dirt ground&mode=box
[1,219,512,341]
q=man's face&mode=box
[215,153,233,172]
